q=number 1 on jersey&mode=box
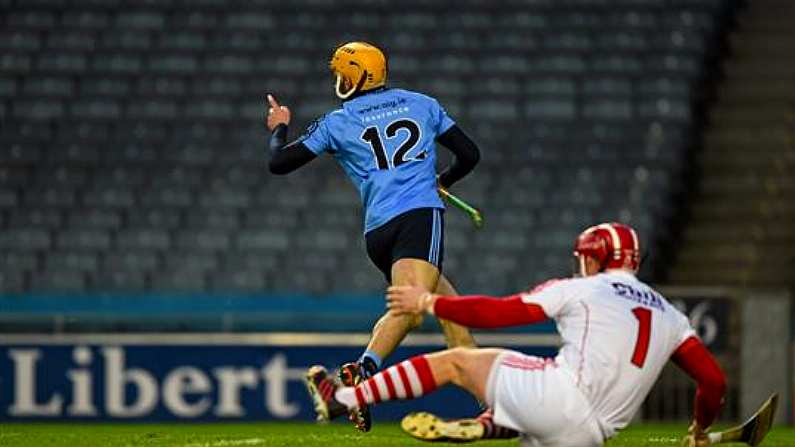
[631,307,651,368]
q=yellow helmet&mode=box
[329,42,387,99]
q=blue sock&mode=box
[358,350,382,378]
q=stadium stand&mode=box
[0,0,738,297]
[668,0,795,288]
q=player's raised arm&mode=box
[264,93,318,175]
[435,125,481,189]
[672,336,727,444]
[386,285,547,328]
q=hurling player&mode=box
[265,42,480,431]
[307,223,727,446]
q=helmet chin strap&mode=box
[335,74,357,99]
[334,70,370,100]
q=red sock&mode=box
[477,408,519,439]
[354,355,437,407]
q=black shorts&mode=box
[365,207,444,283]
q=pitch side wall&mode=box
[0,333,557,422]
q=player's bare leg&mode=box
[317,260,468,432]
[362,259,441,364]
[333,259,439,432]
[434,274,477,348]
[366,264,477,365]
[332,262,476,432]
[405,276,505,442]
[309,347,519,441]
[387,347,518,442]
[422,347,501,402]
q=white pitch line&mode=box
[184,438,265,447]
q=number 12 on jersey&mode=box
[361,118,423,170]
[631,307,651,368]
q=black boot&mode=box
[338,362,373,432]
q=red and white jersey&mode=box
[520,270,695,436]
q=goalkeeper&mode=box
[264,41,480,431]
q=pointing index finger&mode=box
[267,94,279,109]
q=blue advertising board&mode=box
[0,333,558,422]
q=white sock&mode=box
[334,387,359,410]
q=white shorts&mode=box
[485,351,604,447]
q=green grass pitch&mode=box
[1,422,794,447]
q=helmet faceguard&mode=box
[573,223,640,277]
[329,42,387,99]
[334,68,367,99]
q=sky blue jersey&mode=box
[300,88,455,233]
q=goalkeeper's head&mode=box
[573,222,641,277]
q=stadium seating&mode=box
[1,0,734,296]
[668,0,795,287]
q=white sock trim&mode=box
[402,360,423,397]
[373,374,390,400]
[388,367,407,398]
